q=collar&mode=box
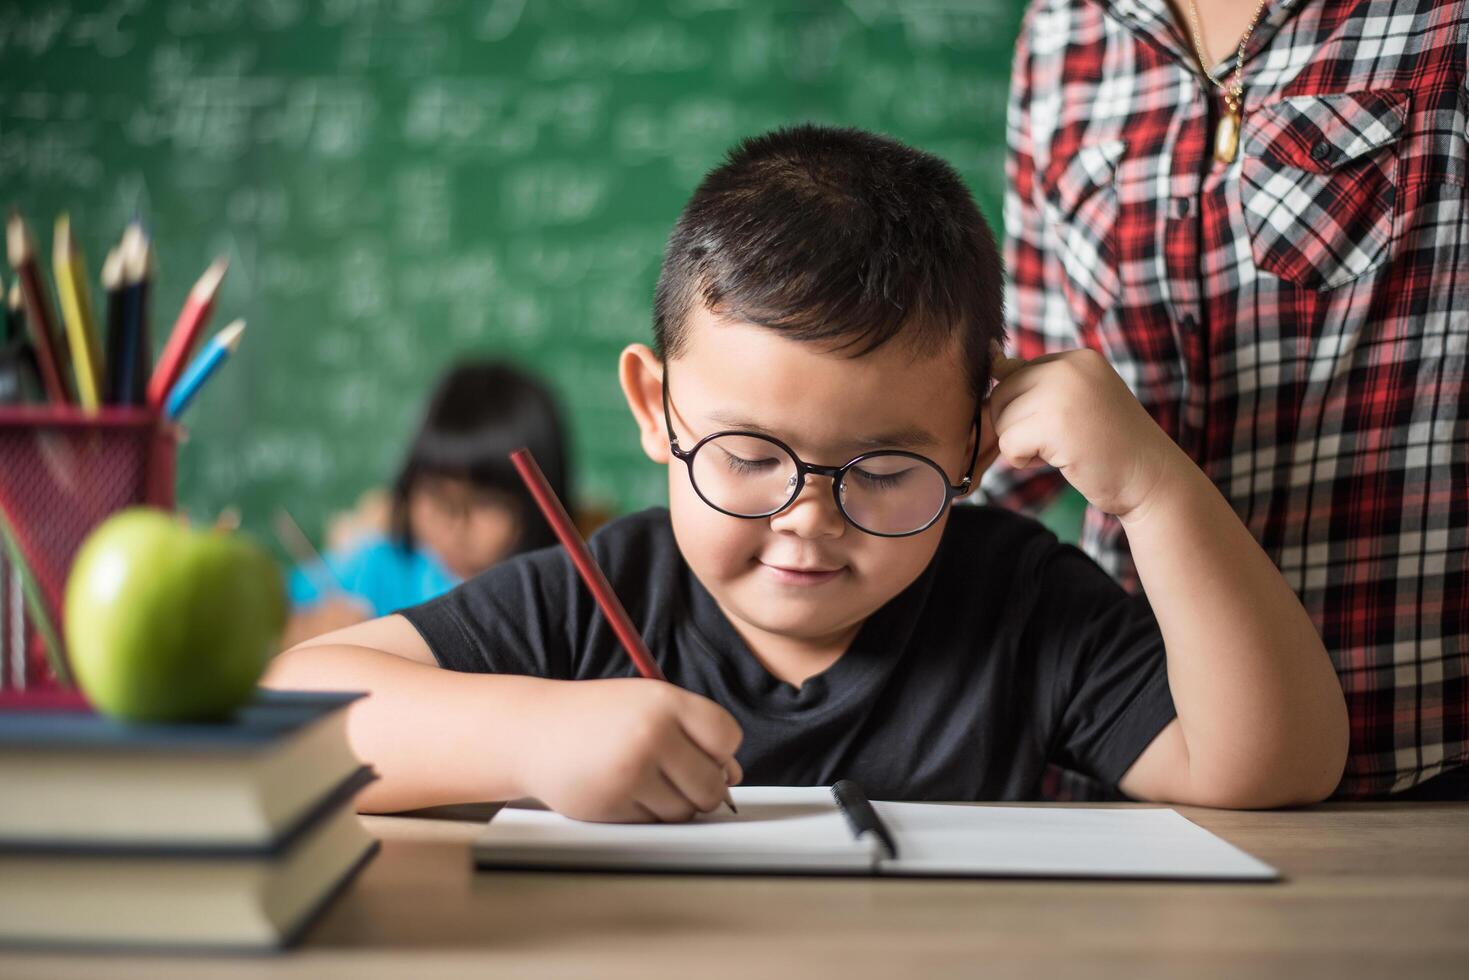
[1097,0,1306,77]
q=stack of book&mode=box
[0,689,378,951]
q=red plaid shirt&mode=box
[987,0,1469,797]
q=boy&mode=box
[267,125,1348,820]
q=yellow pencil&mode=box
[52,214,105,409]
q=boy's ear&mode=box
[970,400,1002,485]
[619,343,671,464]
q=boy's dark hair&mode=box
[391,360,571,557]
[653,124,1004,402]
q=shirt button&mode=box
[1180,313,1198,331]
[1310,141,1334,162]
[1171,196,1193,219]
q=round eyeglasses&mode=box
[662,372,978,537]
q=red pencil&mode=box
[509,447,737,815]
[5,211,70,404]
[146,256,227,409]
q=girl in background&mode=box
[282,360,571,647]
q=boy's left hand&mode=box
[984,345,1179,520]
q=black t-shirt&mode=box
[401,506,1176,801]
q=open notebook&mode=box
[474,782,1278,881]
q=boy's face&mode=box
[622,301,985,659]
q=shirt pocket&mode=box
[1041,139,1126,313]
[1239,89,1409,291]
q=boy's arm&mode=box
[265,615,555,812]
[987,348,1349,808]
[264,616,743,819]
[1112,452,1348,807]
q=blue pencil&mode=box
[164,319,245,420]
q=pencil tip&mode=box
[101,247,122,287]
[218,318,246,350]
[53,213,71,258]
[6,211,28,264]
[122,226,152,280]
[195,255,229,296]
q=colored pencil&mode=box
[4,282,23,351]
[6,552,19,690]
[509,447,738,815]
[0,508,69,688]
[272,508,349,597]
[1,284,41,404]
[113,223,152,405]
[164,318,245,420]
[52,214,105,409]
[0,336,42,406]
[0,552,8,690]
[147,257,227,410]
[99,247,125,402]
[5,211,71,404]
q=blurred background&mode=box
[0,0,1078,560]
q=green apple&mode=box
[64,508,286,723]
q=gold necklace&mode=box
[1185,0,1269,163]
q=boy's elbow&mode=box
[1249,746,1346,809]
[1197,713,1349,810]
[1293,642,1352,803]
[1228,666,1351,809]
[1219,766,1342,810]
[1282,676,1351,805]
[1181,764,1336,810]
[1298,692,1351,804]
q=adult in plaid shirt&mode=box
[987,0,1467,797]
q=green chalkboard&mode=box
[0,0,1026,550]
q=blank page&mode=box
[474,787,877,873]
[873,803,1278,881]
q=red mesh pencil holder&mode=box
[0,406,176,693]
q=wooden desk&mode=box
[2,802,1465,979]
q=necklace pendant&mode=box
[1214,108,1241,164]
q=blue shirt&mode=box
[289,535,460,618]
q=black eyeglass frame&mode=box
[661,372,979,538]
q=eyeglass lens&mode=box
[688,433,950,535]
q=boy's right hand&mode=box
[514,678,744,823]
[985,344,1180,522]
